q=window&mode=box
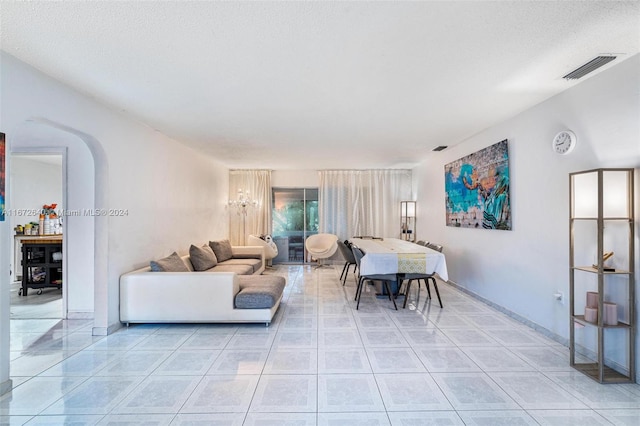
[271,188,318,263]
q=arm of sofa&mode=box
[120,271,240,323]
[231,245,263,258]
[232,245,265,273]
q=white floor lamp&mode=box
[229,189,258,245]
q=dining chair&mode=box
[337,239,357,285]
[399,242,443,308]
[426,242,443,252]
[351,245,398,310]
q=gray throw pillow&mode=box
[189,244,218,271]
[150,252,189,272]
[209,239,233,262]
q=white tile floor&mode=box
[3,264,640,425]
[10,280,63,320]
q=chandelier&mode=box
[228,189,258,215]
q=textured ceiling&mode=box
[1,1,639,169]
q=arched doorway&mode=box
[9,119,109,333]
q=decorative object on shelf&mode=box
[584,307,598,323]
[603,302,618,326]
[585,291,599,322]
[23,223,38,235]
[42,203,57,215]
[229,189,259,245]
[569,167,635,384]
[552,130,577,155]
[41,203,60,235]
[444,139,511,230]
[592,251,615,271]
[400,201,416,242]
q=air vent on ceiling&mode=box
[432,146,448,152]
[563,56,616,80]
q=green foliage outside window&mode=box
[273,201,318,233]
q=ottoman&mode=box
[235,275,286,309]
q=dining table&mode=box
[349,237,449,282]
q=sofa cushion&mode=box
[206,264,254,275]
[238,275,286,293]
[209,239,233,262]
[150,252,189,272]
[189,244,218,271]
[235,286,282,309]
[219,258,262,273]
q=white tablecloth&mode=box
[350,238,449,281]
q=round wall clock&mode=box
[552,130,577,155]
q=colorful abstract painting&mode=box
[444,139,511,230]
[0,132,4,222]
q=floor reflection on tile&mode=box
[6,264,640,423]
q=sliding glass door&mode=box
[272,188,318,264]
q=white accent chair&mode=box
[305,233,338,268]
[248,234,278,266]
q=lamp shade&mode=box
[406,202,415,217]
[401,201,416,217]
[572,171,598,218]
[603,171,630,217]
[572,169,631,218]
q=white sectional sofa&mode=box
[120,243,286,325]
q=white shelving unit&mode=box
[569,168,635,383]
[400,201,416,242]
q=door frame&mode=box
[10,147,68,318]
[271,187,318,264]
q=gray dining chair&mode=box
[426,242,443,252]
[351,246,397,310]
[399,242,443,308]
[337,240,357,285]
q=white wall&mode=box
[9,156,63,229]
[1,52,230,393]
[414,54,640,378]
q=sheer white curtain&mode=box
[229,170,272,246]
[319,170,412,240]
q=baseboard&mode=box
[67,311,94,320]
[92,322,122,336]
[0,379,13,396]
[446,279,568,347]
[446,279,638,383]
